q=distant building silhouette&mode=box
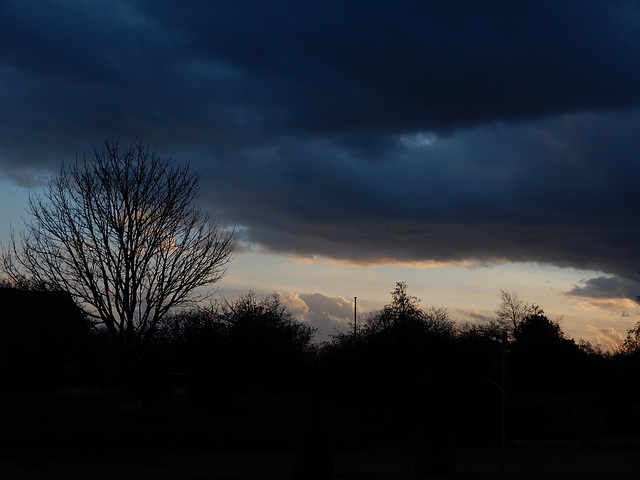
[0,287,93,393]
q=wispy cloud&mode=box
[455,308,494,325]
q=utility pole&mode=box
[501,330,508,479]
[353,297,357,370]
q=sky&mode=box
[1,0,640,348]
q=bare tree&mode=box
[2,140,235,357]
[495,289,529,334]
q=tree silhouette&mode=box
[216,291,317,395]
[513,305,564,348]
[361,281,419,336]
[1,139,235,362]
[510,306,587,395]
[153,292,317,395]
[331,282,457,407]
[495,289,530,336]
[618,320,640,355]
[360,282,454,344]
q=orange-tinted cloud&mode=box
[585,324,624,351]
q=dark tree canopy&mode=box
[514,306,565,348]
[1,140,236,355]
[360,281,454,342]
[219,291,316,353]
[154,291,317,395]
[618,320,640,355]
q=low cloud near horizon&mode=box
[586,325,625,352]
[282,292,358,341]
[566,276,640,317]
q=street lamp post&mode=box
[353,296,357,372]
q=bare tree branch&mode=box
[1,139,236,355]
[495,289,532,336]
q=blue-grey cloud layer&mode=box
[2,1,640,297]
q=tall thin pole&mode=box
[501,330,507,479]
[354,297,357,339]
[353,297,357,367]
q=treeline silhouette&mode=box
[1,282,639,452]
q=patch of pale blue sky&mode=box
[399,131,438,148]
[0,180,32,245]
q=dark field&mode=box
[3,440,640,479]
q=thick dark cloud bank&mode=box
[2,1,640,301]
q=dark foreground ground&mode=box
[2,439,640,480]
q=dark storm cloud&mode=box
[567,276,640,300]
[145,1,640,133]
[2,1,640,297]
[206,113,640,281]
